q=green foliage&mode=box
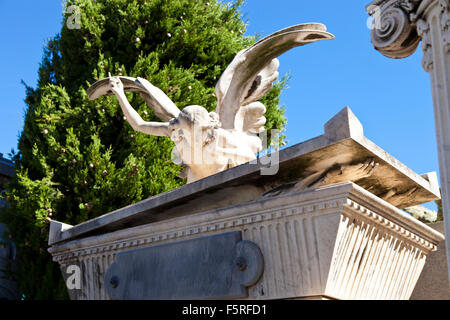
[0,0,287,299]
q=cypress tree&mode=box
[0,0,287,299]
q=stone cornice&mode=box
[48,182,443,263]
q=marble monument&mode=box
[47,22,445,300]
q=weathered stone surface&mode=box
[104,231,263,300]
[411,221,450,300]
[366,0,422,59]
[48,107,440,246]
[324,106,364,141]
[48,103,444,300]
[48,182,444,300]
[48,221,74,246]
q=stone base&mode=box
[410,221,450,300]
[48,182,443,300]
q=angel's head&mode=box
[168,105,221,164]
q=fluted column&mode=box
[367,0,450,283]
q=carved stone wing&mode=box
[87,76,180,121]
[215,23,334,131]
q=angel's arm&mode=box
[109,77,170,137]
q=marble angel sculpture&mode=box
[87,23,334,183]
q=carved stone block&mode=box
[47,108,443,300]
[48,182,443,300]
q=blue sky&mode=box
[0,1,438,207]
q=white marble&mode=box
[47,107,441,245]
[48,182,444,300]
[47,107,443,300]
[87,24,334,183]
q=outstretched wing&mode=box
[215,23,334,131]
[87,76,180,121]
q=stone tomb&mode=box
[47,107,444,300]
